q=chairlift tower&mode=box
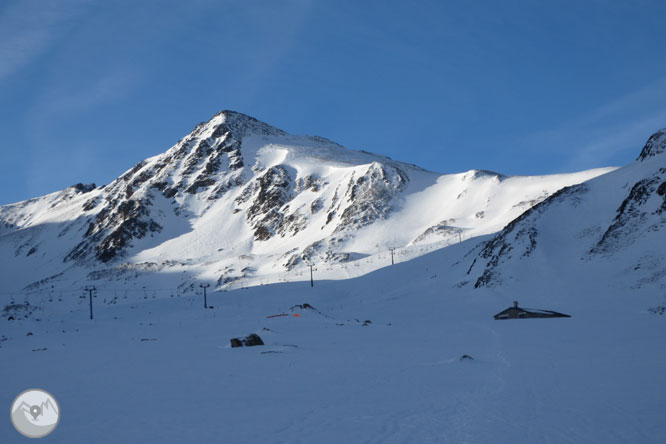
[305,262,315,287]
[389,247,396,265]
[84,285,96,320]
[199,283,210,308]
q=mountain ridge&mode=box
[0,110,618,294]
[463,126,666,290]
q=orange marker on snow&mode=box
[293,313,301,317]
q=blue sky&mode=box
[1,0,666,205]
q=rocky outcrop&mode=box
[242,166,293,241]
[66,197,161,263]
[591,168,666,255]
[60,111,293,262]
[467,184,586,288]
[334,163,408,233]
[637,129,666,161]
[412,221,463,244]
[464,128,666,290]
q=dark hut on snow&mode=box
[494,301,570,320]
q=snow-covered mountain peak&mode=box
[199,109,287,138]
[637,128,666,161]
[0,110,615,292]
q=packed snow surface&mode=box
[1,243,664,443]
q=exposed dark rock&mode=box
[470,184,586,288]
[82,197,98,211]
[310,198,323,213]
[3,302,33,318]
[648,305,665,315]
[657,181,666,196]
[460,354,474,361]
[278,211,308,237]
[72,183,96,193]
[290,303,314,310]
[296,175,323,192]
[461,170,505,182]
[518,227,537,257]
[301,240,324,262]
[637,129,666,161]
[412,222,462,244]
[245,166,293,241]
[65,198,162,263]
[58,111,293,263]
[185,178,217,194]
[334,163,408,233]
[283,253,302,270]
[230,333,264,347]
[591,176,662,255]
[96,203,162,262]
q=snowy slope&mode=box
[1,233,664,443]
[1,123,664,444]
[462,128,666,293]
[0,110,613,294]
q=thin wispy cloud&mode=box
[567,113,666,168]
[522,76,666,170]
[0,0,89,83]
[228,0,314,105]
[36,68,139,115]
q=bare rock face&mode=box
[6,108,660,296]
[71,183,97,193]
[66,197,162,263]
[637,129,666,161]
[412,221,463,245]
[334,162,409,233]
[467,184,587,288]
[463,128,666,290]
[55,109,416,269]
[242,166,293,241]
[591,169,666,255]
[63,111,288,263]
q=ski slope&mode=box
[1,242,664,443]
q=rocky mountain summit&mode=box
[0,110,613,292]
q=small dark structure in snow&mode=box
[230,333,264,348]
[493,301,570,320]
[290,303,314,311]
